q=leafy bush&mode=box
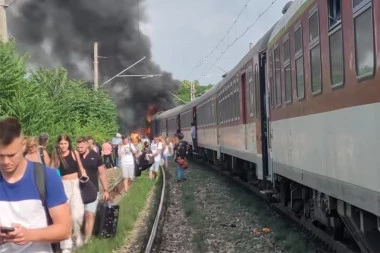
[0,41,119,147]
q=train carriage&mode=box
[154,106,183,138]
[178,99,199,148]
[154,0,380,251]
[195,85,219,160]
[267,0,380,252]
[214,25,275,182]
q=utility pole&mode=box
[190,81,196,101]
[0,0,8,42]
[93,42,99,90]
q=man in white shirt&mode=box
[118,136,137,191]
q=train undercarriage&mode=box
[194,146,380,253]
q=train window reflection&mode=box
[296,57,305,98]
[274,47,281,106]
[311,45,322,93]
[309,9,319,43]
[248,67,254,117]
[283,38,292,103]
[294,26,303,54]
[354,6,374,78]
[329,28,344,86]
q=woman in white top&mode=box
[162,137,174,168]
[149,136,162,180]
[118,135,137,192]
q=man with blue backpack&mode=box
[0,117,70,253]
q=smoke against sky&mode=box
[7,0,180,133]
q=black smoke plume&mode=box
[7,0,180,133]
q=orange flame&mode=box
[144,104,158,137]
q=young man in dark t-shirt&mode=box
[76,137,109,244]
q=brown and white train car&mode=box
[195,85,219,160]
[267,0,380,251]
[215,25,275,181]
[155,106,183,138]
[179,99,199,147]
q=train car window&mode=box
[234,83,238,121]
[237,83,240,121]
[353,0,374,79]
[274,46,281,106]
[329,29,344,87]
[309,10,320,43]
[353,0,371,10]
[309,8,322,94]
[229,90,233,122]
[295,26,303,53]
[294,24,305,99]
[328,0,341,29]
[328,0,343,87]
[268,51,274,108]
[255,64,260,117]
[283,38,292,103]
[248,67,254,117]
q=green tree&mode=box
[174,80,213,105]
[0,42,27,114]
[0,41,119,148]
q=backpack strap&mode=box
[34,162,47,204]
[39,147,45,165]
[33,163,53,224]
[33,162,59,252]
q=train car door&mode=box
[165,118,168,137]
[259,51,270,181]
[216,95,220,145]
[177,114,181,133]
[241,72,248,150]
[192,106,197,151]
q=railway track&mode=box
[144,166,167,253]
[191,156,359,253]
[106,167,167,253]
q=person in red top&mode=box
[101,140,113,169]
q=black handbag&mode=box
[79,176,98,204]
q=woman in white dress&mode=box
[118,135,137,192]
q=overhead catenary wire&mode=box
[198,0,279,82]
[184,0,253,80]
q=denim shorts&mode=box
[84,192,99,213]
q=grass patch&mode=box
[227,184,312,253]
[76,171,158,253]
[179,177,207,252]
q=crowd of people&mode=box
[0,116,190,253]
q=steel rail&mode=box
[144,166,166,253]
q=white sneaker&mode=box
[62,250,72,253]
[76,235,83,248]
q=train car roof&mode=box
[156,105,183,120]
[180,96,202,113]
[210,22,277,95]
[157,9,283,116]
[268,0,313,47]
[181,23,278,108]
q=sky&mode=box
[142,0,291,85]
